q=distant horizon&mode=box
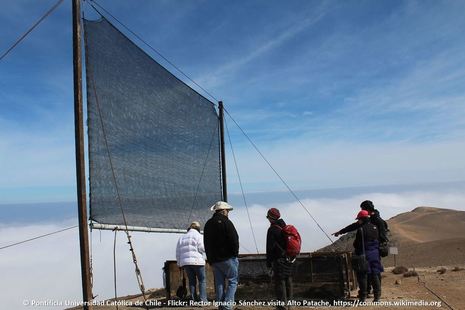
[2,178,464,205]
[1,180,464,225]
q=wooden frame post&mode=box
[72,0,93,308]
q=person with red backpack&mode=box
[266,208,301,310]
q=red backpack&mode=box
[275,224,302,258]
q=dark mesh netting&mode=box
[84,18,222,230]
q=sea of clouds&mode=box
[1,188,465,309]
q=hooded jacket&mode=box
[176,228,206,267]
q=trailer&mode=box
[164,251,356,301]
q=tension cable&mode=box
[224,108,334,244]
[224,118,260,254]
[0,0,65,62]
[0,225,77,251]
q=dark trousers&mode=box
[367,273,382,294]
[272,259,293,310]
[274,276,293,310]
[357,272,381,301]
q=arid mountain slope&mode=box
[388,206,465,244]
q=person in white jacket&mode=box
[176,221,207,302]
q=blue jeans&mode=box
[212,257,239,310]
[183,265,207,302]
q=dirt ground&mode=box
[69,264,465,310]
[352,265,465,310]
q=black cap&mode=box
[360,200,375,211]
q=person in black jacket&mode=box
[204,201,239,310]
[360,200,389,243]
[333,210,383,302]
[360,200,388,296]
[266,208,293,310]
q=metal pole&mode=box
[218,101,228,202]
[72,0,93,308]
[91,223,187,234]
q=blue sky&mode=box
[1,0,465,203]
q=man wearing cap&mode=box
[176,221,207,302]
[204,201,239,310]
[266,208,293,310]
[333,210,383,302]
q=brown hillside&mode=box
[388,206,465,244]
[320,206,465,267]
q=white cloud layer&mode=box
[226,138,465,192]
[1,190,465,309]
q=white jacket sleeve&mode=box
[197,234,205,256]
[176,237,181,266]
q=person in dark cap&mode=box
[360,200,389,297]
[360,200,389,243]
[266,208,293,310]
[333,210,383,302]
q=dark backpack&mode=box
[371,212,389,243]
[275,224,302,259]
